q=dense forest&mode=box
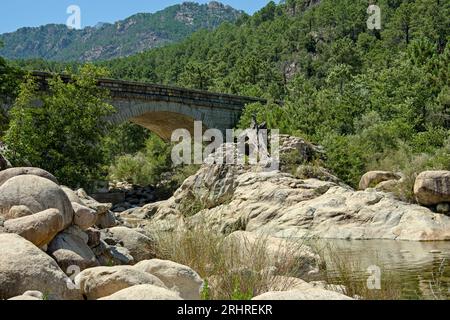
[1,0,449,195]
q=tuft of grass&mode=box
[429,259,448,300]
[280,149,306,175]
[178,196,209,218]
[42,291,49,301]
[201,280,211,300]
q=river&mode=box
[312,240,450,300]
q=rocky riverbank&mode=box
[0,165,350,300]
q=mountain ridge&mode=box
[0,1,244,62]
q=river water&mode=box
[311,240,450,300]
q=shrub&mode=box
[4,65,114,189]
[109,133,199,194]
[108,134,171,186]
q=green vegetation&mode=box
[101,122,150,163]
[0,2,243,62]
[108,134,172,186]
[4,65,115,189]
[0,41,22,136]
[108,132,199,196]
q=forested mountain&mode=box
[0,1,243,61]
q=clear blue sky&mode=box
[0,0,271,34]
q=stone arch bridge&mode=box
[31,71,267,140]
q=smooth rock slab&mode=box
[0,233,81,300]
[74,266,166,300]
[136,143,450,241]
[99,284,182,300]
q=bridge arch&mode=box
[110,99,237,140]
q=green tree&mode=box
[179,62,213,90]
[102,122,150,163]
[5,65,115,189]
[0,41,23,136]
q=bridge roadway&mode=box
[31,71,267,140]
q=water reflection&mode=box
[312,240,450,299]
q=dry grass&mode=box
[153,226,313,300]
[429,258,448,300]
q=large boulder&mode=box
[224,231,319,277]
[74,266,166,300]
[359,171,401,190]
[108,227,157,263]
[99,284,182,300]
[0,167,58,187]
[48,226,99,273]
[414,171,450,206]
[72,202,97,230]
[0,175,73,228]
[134,259,203,300]
[0,233,82,300]
[4,209,64,247]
